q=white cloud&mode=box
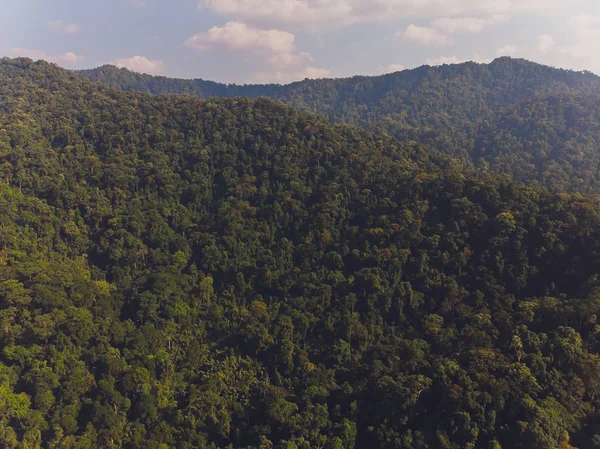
[251,66,331,84]
[186,21,313,69]
[382,64,406,73]
[567,13,600,29]
[200,0,580,29]
[48,20,80,35]
[186,21,296,53]
[472,54,493,64]
[113,56,165,75]
[202,0,356,29]
[549,14,600,74]
[399,24,453,45]
[269,52,315,68]
[11,48,83,66]
[496,44,517,56]
[536,34,554,54]
[399,15,505,48]
[58,52,82,64]
[186,21,328,83]
[431,15,505,34]
[430,17,487,34]
[561,14,600,62]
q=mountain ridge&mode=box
[76,57,600,193]
[77,57,600,89]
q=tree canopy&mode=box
[79,57,600,193]
[2,57,600,448]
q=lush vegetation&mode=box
[3,57,600,448]
[80,58,600,193]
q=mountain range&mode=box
[79,57,600,193]
[1,56,600,448]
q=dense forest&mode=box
[79,58,600,193]
[4,57,600,448]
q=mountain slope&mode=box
[4,57,600,448]
[79,58,600,192]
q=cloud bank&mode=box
[200,0,579,29]
[113,56,165,75]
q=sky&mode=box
[1,0,599,84]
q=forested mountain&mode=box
[4,56,600,448]
[79,58,600,193]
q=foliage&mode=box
[1,57,600,448]
[80,57,600,193]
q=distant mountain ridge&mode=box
[78,58,600,193]
[77,57,600,99]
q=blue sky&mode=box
[1,0,599,84]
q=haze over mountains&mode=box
[79,57,600,193]
[3,56,600,448]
